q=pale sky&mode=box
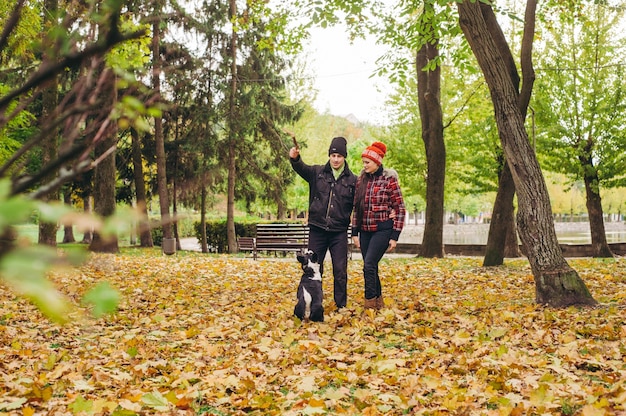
[305,26,392,125]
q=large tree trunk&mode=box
[581,154,613,258]
[458,0,596,307]
[81,193,93,244]
[483,163,518,265]
[61,188,76,243]
[277,199,287,220]
[152,16,173,252]
[89,69,118,254]
[131,128,153,247]
[482,0,538,265]
[38,0,59,246]
[89,135,119,253]
[227,146,237,253]
[416,29,445,258]
[0,228,17,258]
[226,0,238,254]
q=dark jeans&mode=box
[358,227,393,300]
[308,226,349,308]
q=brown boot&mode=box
[364,298,378,310]
[376,296,384,310]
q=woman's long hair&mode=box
[353,171,372,229]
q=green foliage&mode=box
[0,178,123,323]
[151,223,164,247]
[533,1,626,189]
[1,244,74,324]
[0,84,36,170]
[149,214,200,247]
[0,183,34,227]
[82,282,120,318]
[193,220,256,253]
[106,19,151,71]
[0,1,41,64]
[404,194,426,213]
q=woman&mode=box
[351,141,406,310]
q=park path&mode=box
[179,221,626,257]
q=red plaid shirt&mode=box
[352,167,406,240]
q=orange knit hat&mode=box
[361,141,387,165]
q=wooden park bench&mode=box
[236,236,257,259]
[237,223,354,260]
[256,223,309,257]
[237,223,308,260]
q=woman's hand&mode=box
[387,239,397,252]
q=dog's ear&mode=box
[296,252,305,264]
[310,251,318,263]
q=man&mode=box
[289,137,357,309]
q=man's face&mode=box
[329,153,345,169]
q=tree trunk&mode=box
[131,128,153,247]
[226,0,238,254]
[277,199,286,220]
[81,194,93,244]
[61,188,76,243]
[38,211,58,246]
[416,30,445,258]
[481,0,537,265]
[152,16,173,250]
[483,163,518,265]
[38,0,59,246]
[172,180,181,251]
[200,186,208,253]
[89,134,119,253]
[581,155,613,258]
[0,227,17,258]
[458,0,596,308]
[89,69,118,254]
[227,145,237,253]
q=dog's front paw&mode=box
[309,307,324,322]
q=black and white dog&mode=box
[294,249,324,322]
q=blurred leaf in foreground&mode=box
[82,281,120,317]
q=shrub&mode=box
[193,220,255,253]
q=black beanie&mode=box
[328,136,348,157]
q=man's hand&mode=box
[289,147,300,159]
[352,236,360,249]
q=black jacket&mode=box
[290,156,357,232]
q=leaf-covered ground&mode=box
[1,250,626,415]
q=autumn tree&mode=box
[38,0,60,246]
[2,2,146,188]
[151,0,174,253]
[457,0,596,307]
[533,0,626,258]
[130,128,153,247]
[166,0,226,253]
[415,2,446,258]
[323,0,449,257]
[0,0,148,319]
[480,0,538,266]
[222,0,305,252]
[89,60,119,254]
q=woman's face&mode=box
[361,157,379,174]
